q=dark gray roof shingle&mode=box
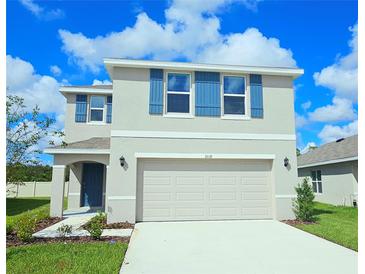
[297,135,357,167]
[51,137,110,150]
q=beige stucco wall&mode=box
[104,67,298,223]
[64,93,111,143]
[298,160,358,206]
[106,138,298,223]
[111,67,295,134]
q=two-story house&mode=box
[45,59,304,224]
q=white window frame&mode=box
[221,74,248,119]
[164,71,193,118]
[311,170,323,194]
[89,95,106,124]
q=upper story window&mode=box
[223,76,246,116]
[90,95,105,122]
[311,170,322,194]
[166,72,191,114]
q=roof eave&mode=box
[103,58,304,79]
[43,148,110,155]
[297,156,358,168]
[59,87,113,96]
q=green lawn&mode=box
[6,197,68,230]
[294,202,358,251]
[7,242,128,274]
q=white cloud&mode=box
[6,55,66,116]
[50,65,62,76]
[92,79,112,85]
[295,113,308,128]
[19,0,64,20]
[318,120,358,143]
[300,142,317,154]
[59,0,296,73]
[308,97,356,122]
[313,24,358,102]
[301,101,311,111]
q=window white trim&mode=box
[311,170,323,194]
[89,95,106,123]
[164,71,192,116]
[221,74,249,118]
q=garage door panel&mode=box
[176,192,205,201]
[138,159,273,221]
[209,176,237,185]
[209,192,237,201]
[209,207,238,217]
[242,192,270,200]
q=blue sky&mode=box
[6,0,358,164]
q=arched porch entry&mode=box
[48,153,109,218]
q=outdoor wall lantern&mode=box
[119,156,126,167]
[284,157,289,167]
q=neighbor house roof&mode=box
[104,58,304,79]
[297,135,358,168]
[44,137,110,155]
[59,85,113,95]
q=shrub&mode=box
[15,214,37,242]
[293,177,315,222]
[57,224,73,238]
[85,212,106,240]
[6,222,14,235]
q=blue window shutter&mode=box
[195,71,220,116]
[149,69,163,114]
[250,74,263,118]
[75,94,87,122]
[106,96,112,123]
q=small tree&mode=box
[6,95,66,186]
[292,177,315,222]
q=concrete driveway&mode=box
[120,220,357,274]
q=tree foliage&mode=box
[292,177,315,222]
[296,148,301,156]
[6,95,65,184]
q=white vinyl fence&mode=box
[6,181,69,198]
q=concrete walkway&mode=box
[120,220,357,274]
[33,209,133,238]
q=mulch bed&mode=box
[34,217,63,232]
[81,220,135,230]
[7,235,130,247]
[282,219,316,226]
[103,221,134,229]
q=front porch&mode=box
[44,137,110,218]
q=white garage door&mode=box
[137,159,273,222]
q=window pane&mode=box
[167,73,190,92]
[312,182,317,193]
[317,170,322,181]
[318,181,322,193]
[224,76,245,94]
[90,96,105,108]
[90,110,103,121]
[167,94,189,113]
[224,96,245,115]
[311,171,316,181]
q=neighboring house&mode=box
[297,135,358,206]
[45,59,303,223]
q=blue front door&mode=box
[82,163,104,207]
